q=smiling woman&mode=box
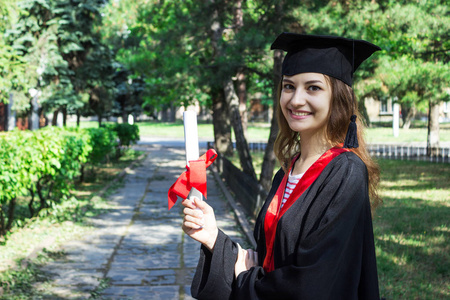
[182,33,383,300]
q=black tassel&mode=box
[344,115,359,148]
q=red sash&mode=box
[262,146,349,272]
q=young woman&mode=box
[182,32,382,300]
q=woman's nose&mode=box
[290,89,307,106]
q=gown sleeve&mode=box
[190,170,284,300]
[190,229,239,300]
[192,153,380,300]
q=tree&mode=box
[9,0,115,126]
[112,64,145,123]
[0,0,27,107]
[365,1,449,153]
[286,0,449,155]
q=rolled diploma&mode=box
[183,111,203,205]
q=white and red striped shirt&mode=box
[281,172,304,209]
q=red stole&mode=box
[262,146,350,272]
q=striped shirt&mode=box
[281,172,304,209]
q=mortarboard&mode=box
[270,32,380,87]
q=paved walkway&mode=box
[36,143,250,299]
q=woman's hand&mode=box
[182,197,219,252]
[235,244,258,278]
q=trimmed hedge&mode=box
[0,124,139,236]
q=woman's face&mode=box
[280,72,332,139]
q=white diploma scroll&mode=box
[183,111,203,203]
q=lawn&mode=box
[69,120,450,144]
[374,159,449,299]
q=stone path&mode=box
[36,144,250,299]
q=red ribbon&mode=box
[168,149,217,210]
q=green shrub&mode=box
[0,125,131,236]
[107,123,140,147]
[0,133,33,235]
[0,127,93,235]
[85,127,118,165]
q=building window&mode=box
[380,98,389,114]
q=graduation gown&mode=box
[191,151,380,300]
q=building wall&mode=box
[365,97,450,124]
[365,97,394,123]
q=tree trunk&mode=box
[79,164,85,183]
[62,106,67,127]
[260,49,283,191]
[52,110,59,126]
[170,102,176,122]
[212,90,233,156]
[29,188,36,217]
[358,97,371,127]
[401,103,415,129]
[6,198,16,231]
[76,110,81,127]
[427,100,440,156]
[209,0,232,157]
[237,71,248,138]
[224,79,256,179]
[0,205,5,236]
[234,1,247,137]
[98,114,102,127]
[122,108,128,124]
[161,105,169,122]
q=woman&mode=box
[182,33,382,300]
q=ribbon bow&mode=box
[168,149,217,210]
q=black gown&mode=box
[191,151,380,300]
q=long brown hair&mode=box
[274,75,382,210]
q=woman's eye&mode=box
[308,85,321,91]
[283,84,295,91]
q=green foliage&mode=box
[107,123,140,147]
[85,127,118,165]
[0,133,31,202]
[0,0,27,105]
[4,0,116,121]
[0,125,124,236]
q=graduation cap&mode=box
[271,32,380,148]
[270,32,380,87]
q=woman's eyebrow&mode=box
[305,80,324,85]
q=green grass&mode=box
[136,120,271,141]
[69,120,450,144]
[136,120,215,139]
[365,127,450,144]
[374,159,449,299]
[0,149,144,299]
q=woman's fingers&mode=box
[181,196,219,251]
[183,214,204,228]
[181,198,196,209]
[235,244,246,278]
[245,249,258,268]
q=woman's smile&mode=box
[289,110,312,118]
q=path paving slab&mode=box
[34,143,250,299]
